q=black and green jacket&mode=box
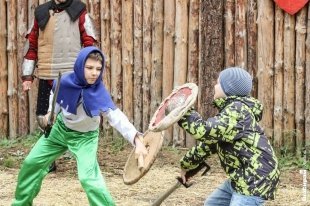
[178,96,280,200]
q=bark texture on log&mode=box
[305,4,310,148]
[224,0,235,68]
[122,0,134,122]
[283,13,296,153]
[0,0,8,137]
[257,0,274,139]
[295,8,307,151]
[7,0,18,138]
[133,0,143,131]
[273,6,284,149]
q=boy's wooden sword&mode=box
[151,162,210,206]
[44,72,62,138]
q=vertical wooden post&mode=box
[142,0,152,131]
[235,0,247,68]
[283,13,296,153]
[133,0,143,131]
[122,0,134,122]
[150,0,163,117]
[247,0,257,97]
[273,6,284,150]
[7,0,18,138]
[295,7,307,153]
[173,0,188,146]
[17,0,29,136]
[224,0,235,68]
[28,0,39,133]
[100,0,112,138]
[257,0,274,139]
[101,0,111,91]
[162,0,175,143]
[110,0,122,109]
[186,0,199,148]
[305,4,310,148]
[0,0,8,138]
[87,0,101,37]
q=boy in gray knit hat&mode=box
[177,67,279,206]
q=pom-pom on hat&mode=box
[219,67,252,97]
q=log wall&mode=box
[1,0,309,153]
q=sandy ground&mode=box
[1,143,310,206]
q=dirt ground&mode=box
[0,137,309,206]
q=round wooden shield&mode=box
[148,83,198,132]
[123,131,164,185]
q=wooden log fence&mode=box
[0,0,309,154]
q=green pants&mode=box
[12,116,115,206]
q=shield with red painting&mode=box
[274,0,309,15]
[148,83,199,132]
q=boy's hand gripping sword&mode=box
[151,161,210,206]
[44,72,62,138]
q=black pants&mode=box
[36,79,53,116]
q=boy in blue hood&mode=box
[177,67,279,206]
[12,47,147,206]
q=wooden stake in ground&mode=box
[235,0,247,69]
[17,0,29,136]
[305,4,310,148]
[122,0,134,123]
[283,13,296,153]
[295,7,307,152]
[142,0,152,131]
[0,0,8,138]
[224,0,235,68]
[133,0,143,131]
[247,0,257,97]
[257,0,274,139]
[162,0,175,144]
[7,0,18,138]
[273,6,284,150]
[186,0,199,148]
[110,0,122,110]
[173,0,188,146]
[28,0,39,133]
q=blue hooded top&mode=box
[54,46,116,117]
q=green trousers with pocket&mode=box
[12,116,115,206]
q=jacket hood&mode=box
[213,96,263,121]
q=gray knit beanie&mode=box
[219,67,252,96]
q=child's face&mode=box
[84,58,102,85]
[214,78,226,100]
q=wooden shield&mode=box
[123,131,164,185]
[148,83,198,132]
[274,0,309,15]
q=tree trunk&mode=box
[0,0,8,138]
[28,0,39,133]
[305,4,310,149]
[273,6,284,150]
[247,0,257,97]
[17,0,29,136]
[283,13,296,153]
[224,0,235,68]
[173,0,188,146]
[142,0,152,131]
[122,0,134,122]
[186,0,199,148]
[133,0,143,131]
[235,0,247,68]
[199,0,224,118]
[7,0,18,138]
[295,7,307,153]
[257,0,274,139]
[110,0,122,109]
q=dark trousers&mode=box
[36,79,53,116]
